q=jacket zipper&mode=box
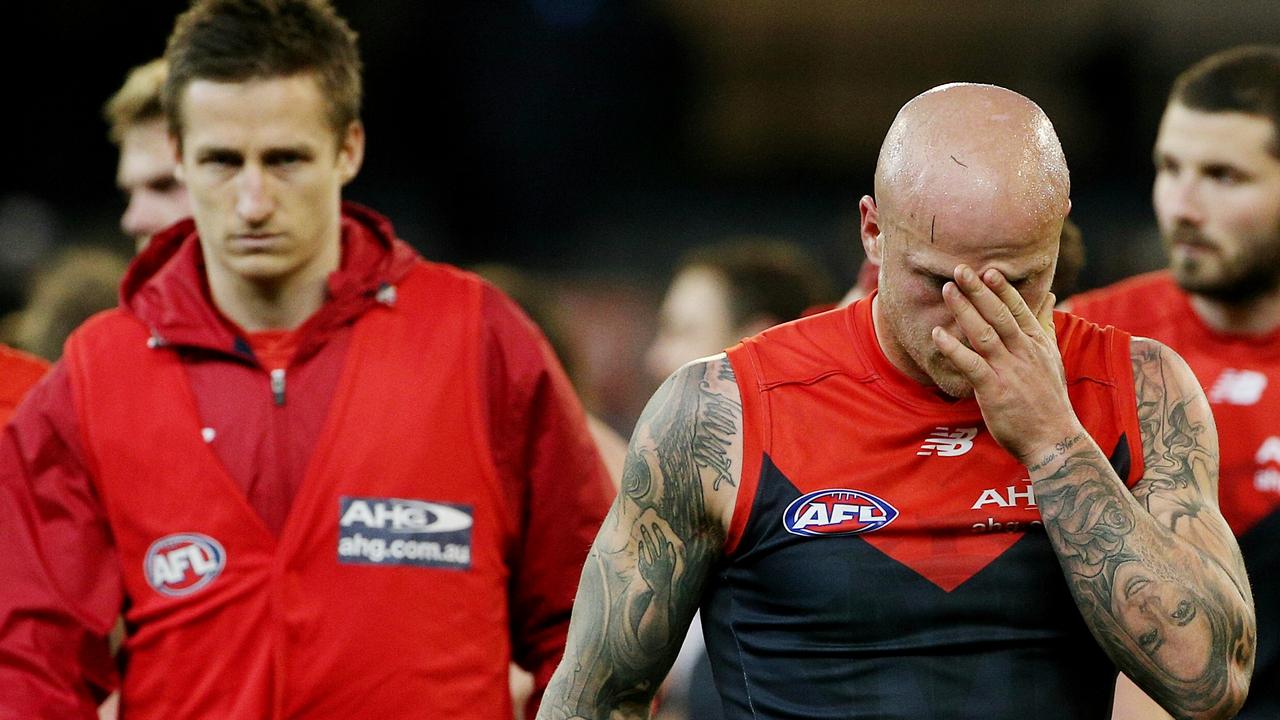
[270,368,287,406]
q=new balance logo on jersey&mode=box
[1257,437,1280,465]
[917,427,978,456]
[1208,369,1268,406]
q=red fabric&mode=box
[0,345,49,425]
[0,203,612,718]
[1070,270,1280,535]
[67,264,512,717]
[245,329,298,372]
[724,293,1143,563]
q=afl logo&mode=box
[144,533,226,597]
[783,489,898,537]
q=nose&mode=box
[121,193,159,245]
[1157,173,1204,227]
[235,165,275,226]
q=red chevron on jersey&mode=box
[725,296,1143,593]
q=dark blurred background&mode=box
[4,0,1279,427]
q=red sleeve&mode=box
[479,284,613,711]
[0,363,122,718]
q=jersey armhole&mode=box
[1109,328,1146,488]
[723,342,768,557]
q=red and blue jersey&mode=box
[706,295,1142,719]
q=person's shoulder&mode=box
[0,344,49,409]
[0,344,49,379]
[734,305,859,388]
[1066,270,1180,318]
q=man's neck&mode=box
[1189,287,1280,336]
[207,244,340,332]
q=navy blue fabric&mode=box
[701,454,1120,720]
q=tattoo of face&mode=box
[542,359,743,719]
[1027,339,1254,718]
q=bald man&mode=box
[537,84,1254,720]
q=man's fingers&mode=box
[931,325,993,386]
[980,268,1043,337]
[954,265,1023,345]
[943,281,1006,358]
[1037,292,1057,337]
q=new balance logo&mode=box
[917,427,979,457]
[1258,437,1280,466]
[1208,369,1268,406]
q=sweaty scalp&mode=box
[874,83,1070,245]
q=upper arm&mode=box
[543,355,743,717]
[1128,337,1248,596]
[479,286,614,680]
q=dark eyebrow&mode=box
[263,145,315,163]
[195,146,241,163]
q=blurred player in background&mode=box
[0,344,47,425]
[105,58,191,251]
[1067,45,1280,720]
[646,238,835,382]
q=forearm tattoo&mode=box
[539,359,742,720]
[1029,339,1254,719]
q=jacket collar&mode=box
[121,202,420,361]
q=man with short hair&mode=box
[539,83,1255,720]
[1067,45,1280,719]
[0,1,612,717]
[105,58,191,250]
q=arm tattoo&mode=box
[1029,339,1254,720]
[539,358,742,720]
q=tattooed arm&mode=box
[931,267,1254,720]
[1030,338,1254,720]
[536,356,743,720]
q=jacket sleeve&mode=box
[478,284,614,712]
[0,364,123,718]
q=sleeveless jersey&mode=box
[64,262,515,719]
[1069,270,1280,719]
[707,295,1143,720]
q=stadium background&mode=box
[4,0,1278,428]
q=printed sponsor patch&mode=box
[144,533,227,597]
[783,488,898,537]
[338,496,473,570]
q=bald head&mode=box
[874,83,1070,249]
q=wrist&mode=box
[1021,422,1090,474]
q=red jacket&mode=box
[0,204,613,718]
[0,344,48,425]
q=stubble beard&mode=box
[1167,225,1280,304]
[880,294,975,399]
